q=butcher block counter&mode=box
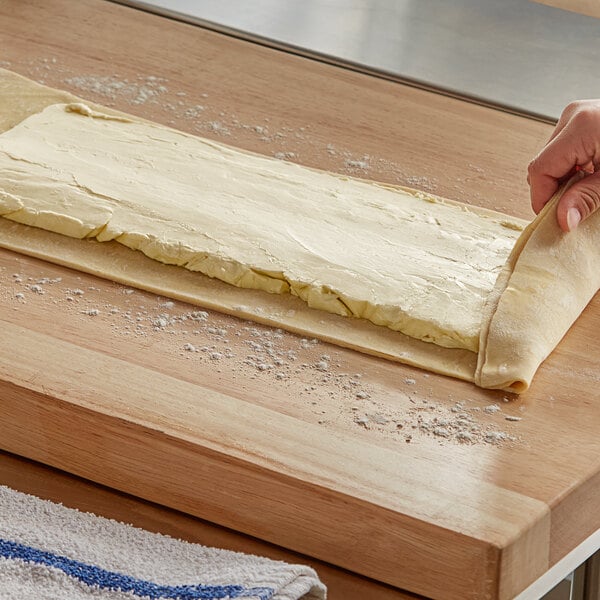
[0,1,599,599]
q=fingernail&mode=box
[567,207,581,231]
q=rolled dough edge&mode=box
[476,175,600,392]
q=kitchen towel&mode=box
[0,485,326,599]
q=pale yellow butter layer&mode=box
[0,103,524,352]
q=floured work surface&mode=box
[1,76,599,392]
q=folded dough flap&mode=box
[476,177,600,392]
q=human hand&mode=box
[528,100,600,232]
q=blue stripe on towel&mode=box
[0,538,274,599]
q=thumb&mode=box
[556,172,600,232]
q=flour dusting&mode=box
[2,256,523,447]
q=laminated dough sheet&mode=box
[475,174,600,390]
[0,69,597,392]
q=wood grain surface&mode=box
[0,1,599,599]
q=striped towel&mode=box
[0,485,326,599]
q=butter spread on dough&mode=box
[0,103,525,352]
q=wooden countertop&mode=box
[0,1,599,599]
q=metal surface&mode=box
[113,0,600,122]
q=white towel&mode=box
[0,485,326,599]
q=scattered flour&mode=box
[274,151,296,161]
[206,121,230,136]
[65,74,169,105]
[345,156,370,170]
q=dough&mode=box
[0,103,524,354]
[475,175,600,391]
[0,69,596,392]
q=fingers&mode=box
[556,171,600,232]
[527,131,581,213]
[528,102,600,214]
[527,168,560,215]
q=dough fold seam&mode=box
[475,174,599,392]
